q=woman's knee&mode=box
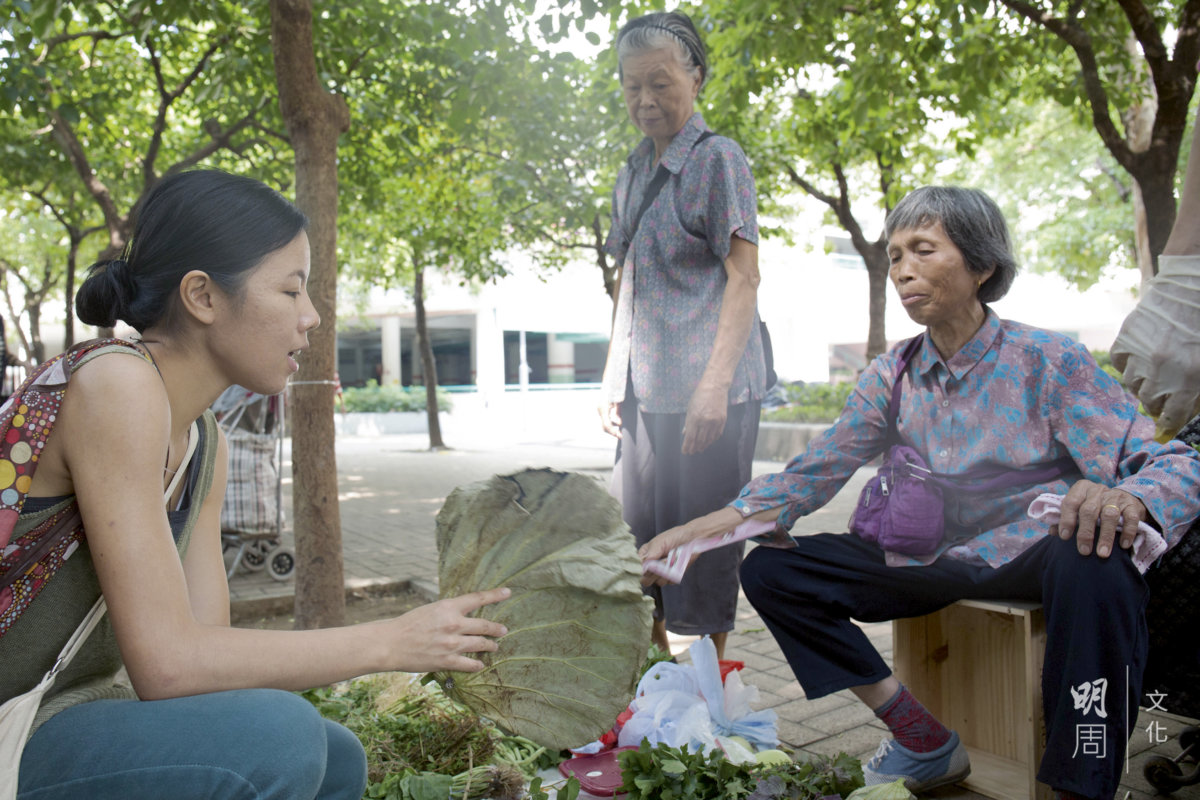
[19,689,348,800]
[188,691,365,800]
[740,545,788,605]
[1041,535,1148,603]
[319,719,368,800]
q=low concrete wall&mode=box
[754,421,830,463]
[335,411,444,436]
[335,401,831,463]
[331,387,612,448]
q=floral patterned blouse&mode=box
[602,112,766,414]
[732,309,1200,567]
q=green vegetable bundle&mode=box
[301,674,572,799]
[617,740,864,800]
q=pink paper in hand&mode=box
[642,518,781,583]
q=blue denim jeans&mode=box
[18,688,367,799]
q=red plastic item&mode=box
[719,659,745,682]
[558,747,636,796]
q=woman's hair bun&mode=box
[75,258,138,329]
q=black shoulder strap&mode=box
[630,130,719,237]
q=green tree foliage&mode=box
[680,0,1027,358]
[990,0,1200,274]
[958,99,1138,290]
[327,4,622,447]
[0,0,288,252]
[0,196,68,363]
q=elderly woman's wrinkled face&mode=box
[888,221,990,330]
[621,47,701,145]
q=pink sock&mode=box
[873,685,952,753]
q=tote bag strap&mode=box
[43,595,107,685]
[163,420,200,504]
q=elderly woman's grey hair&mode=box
[885,186,1017,304]
[616,11,707,89]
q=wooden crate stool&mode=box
[892,599,1051,800]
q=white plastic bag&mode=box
[616,637,778,753]
[689,636,778,750]
[617,689,716,750]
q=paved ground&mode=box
[226,420,1197,800]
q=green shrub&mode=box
[341,381,453,413]
[761,382,854,424]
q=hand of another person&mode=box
[599,402,623,439]
[637,507,744,586]
[384,587,510,673]
[682,381,728,455]
[1111,257,1200,439]
[638,521,708,587]
[1050,481,1149,559]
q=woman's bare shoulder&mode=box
[30,349,168,495]
[66,348,168,414]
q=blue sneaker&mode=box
[863,732,971,792]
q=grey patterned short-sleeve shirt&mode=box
[602,112,766,413]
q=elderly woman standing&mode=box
[598,11,768,661]
[640,185,1200,799]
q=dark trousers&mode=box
[612,390,760,636]
[741,533,1148,799]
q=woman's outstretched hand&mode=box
[383,587,511,673]
[638,507,744,586]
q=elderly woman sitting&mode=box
[640,185,1200,800]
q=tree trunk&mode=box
[414,261,446,450]
[862,241,890,361]
[785,161,891,363]
[270,0,351,630]
[64,240,78,349]
[26,301,43,364]
[1136,158,1180,278]
[1121,37,1156,286]
[592,212,617,304]
[836,215,889,361]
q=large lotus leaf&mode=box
[430,468,653,749]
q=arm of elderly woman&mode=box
[638,503,783,586]
[598,265,625,439]
[682,235,761,454]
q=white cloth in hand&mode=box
[1027,492,1167,573]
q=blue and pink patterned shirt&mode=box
[602,112,766,413]
[732,309,1200,567]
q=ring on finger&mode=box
[1102,504,1120,512]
